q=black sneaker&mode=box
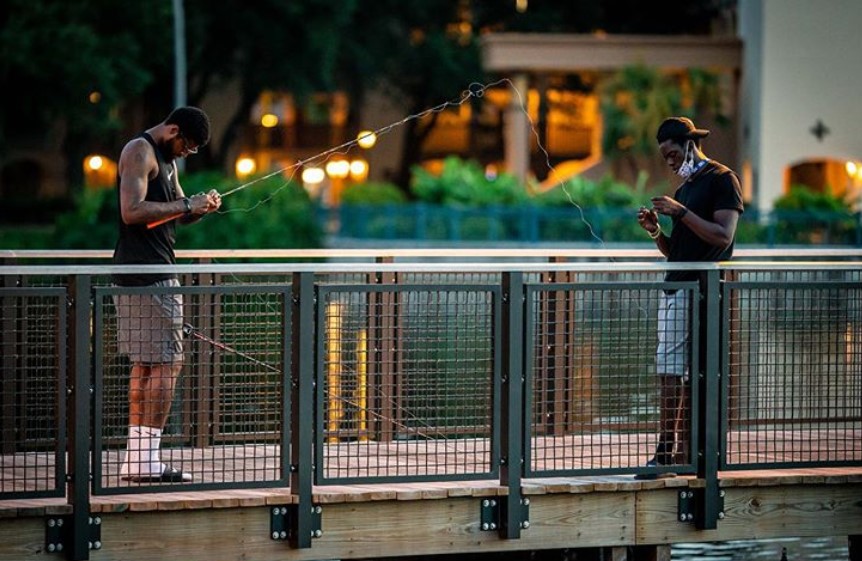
[124,465,192,483]
[634,458,677,480]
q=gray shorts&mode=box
[656,290,690,377]
[113,279,184,364]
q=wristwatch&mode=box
[181,197,192,214]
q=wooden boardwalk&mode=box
[2,430,861,561]
[2,428,860,494]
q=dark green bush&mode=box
[770,185,857,244]
[2,171,322,250]
[411,156,529,207]
[174,172,322,249]
[341,181,407,205]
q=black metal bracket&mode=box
[479,496,530,534]
[44,514,102,555]
[678,488,725,524]
[270,504,322,543]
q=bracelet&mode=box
[181,197,192,214]
[648,226,662,240]
[677,207,688,219]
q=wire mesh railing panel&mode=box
[525,281,698,476]
[399,272,504,286]
[724,274,862,468]
[0,287,66,499]
[317,284,499,483]
[94,284,289,494]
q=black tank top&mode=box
[112,132,178,286]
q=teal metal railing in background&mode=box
[323,204,862,246]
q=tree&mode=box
[182,0,358,170]
[0,0,169,186]
[599,64,726,181]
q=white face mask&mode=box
[677,142,696,179]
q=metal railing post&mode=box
[67,274,92,560]
[696,269,722,529]
[289,272,315,548]
[499,272,526,538]
[1,268,19,454]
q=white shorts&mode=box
[656,290,690,377]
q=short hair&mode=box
[165,106,211,147]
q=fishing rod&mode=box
[145,80,505,230]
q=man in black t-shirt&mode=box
[635,117,744,479]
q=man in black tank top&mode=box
[634,117,744,479]
[112,107,221,483]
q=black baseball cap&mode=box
[656,117,710,144]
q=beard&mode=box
[157,139,176,163]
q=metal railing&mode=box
[323,204,862,246]
[1,251,861,549]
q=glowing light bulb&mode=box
[236,157,257,177]
[349,159,368,180]
[261,113,279,128]
[302,167,325,185]
[87,155,104,171]
[326,160,350,179]
[356,130,377,149]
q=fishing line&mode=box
[210,77,610,251]
[187,322,469,445]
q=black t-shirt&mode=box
[666,161,744,283]
[112,133,178,286]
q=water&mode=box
[673,536,850,561]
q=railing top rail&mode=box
[2,247,862,261]
[2,260,861,276]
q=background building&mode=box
[739,0,862,212]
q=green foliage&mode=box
[534,175,653,208]
[769,185,857,245]
[410,156,529,207]
[1,0,167,153]
[2,172,321,250]
[773,185,852,212]
[599,64,726,161]
[50,188,120,249]
[600,65,681,159]
[168,172,323,249]
[340,181,407,205]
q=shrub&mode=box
[410,156,529,207]
[341,181,407,205]
[770,185,857,244]
[9,171,322,250]
[173,172,322,249]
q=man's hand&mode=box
[650,196,688,218]
[189,190,222,215]
[637,206,660,234]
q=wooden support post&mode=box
[189,260,217,448]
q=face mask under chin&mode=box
[677,143,695,178]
